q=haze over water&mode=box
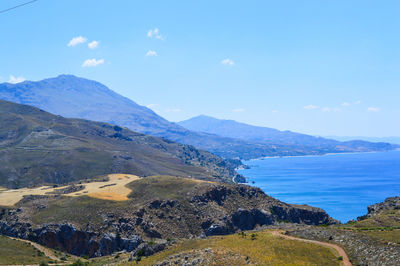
[238,150,400,222]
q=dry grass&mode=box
[135,230,340,266]
[0,235,52,265]
[0,185,59,206]
[68,174,139,201]
[0,174,140,206]
[358,229,400,244]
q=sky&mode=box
[1,0,399,137]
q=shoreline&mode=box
[240,149,399,163]
[236,149,400,223]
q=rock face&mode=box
[271,205,335,225]
[0,222,142,257]
[0,176,337,258]
[358,196,400,220]
[130,242,166,259]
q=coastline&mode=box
[241,149,399,163]
[237,150,400,222]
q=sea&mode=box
[237,150,400,222]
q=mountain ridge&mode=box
[0,99,242,188]
[178,115,397,154]
[1,75,397,160]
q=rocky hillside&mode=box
[289,225,400,266]
[359,196,400,219]
[285,196,400,265]
[0,176,337,257]
[0,100,242,188]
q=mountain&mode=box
[178,115,398,154]
[1,75,396,160]
[0,75,280,160]
[0,99,242,188]
[326,136,400,145]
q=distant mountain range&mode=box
[0,75,397,160]
[0,100,241,188]
[325,136,400,145]
[178,115,398,156]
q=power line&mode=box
[0,0,38,14]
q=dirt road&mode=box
[271,231,352,266]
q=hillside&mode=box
[0,175,337,258]
[179,115,398,154]
[134,230,341,265]
[0,235,54,265]
[2,75,396,160]
[0,75,269,160]
[0,100,242,188]
[287,196,400,265]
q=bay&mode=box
[238,150,400,222]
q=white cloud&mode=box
[67,36,87,47]
[166,108,181,113]
[303,104,318,110]
[82,58,104,67]
[342,102,350,107]
[221,58,235,66]
[355,100,362,104]
[147,28,164,40]
[232,108,245,113]
[272,110,278,113]
[88,41,99,49]
[367,107,380,112]
[146,50,158,56]
[8,75,25,84]
[322,107,330,112]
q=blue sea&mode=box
[238,150,400,222]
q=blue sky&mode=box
[1,0,399,137]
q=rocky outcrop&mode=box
[358,196,400,220]
[130,242,166,259]
[231,208,272,231]
[271,205,337,225]
[203,205,335,237]
[0,222,142,257]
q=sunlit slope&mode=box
[0,99,240,188]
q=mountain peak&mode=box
[56,74,78,79]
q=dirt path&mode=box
[271,231,352,266]
[10,237,60,261]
